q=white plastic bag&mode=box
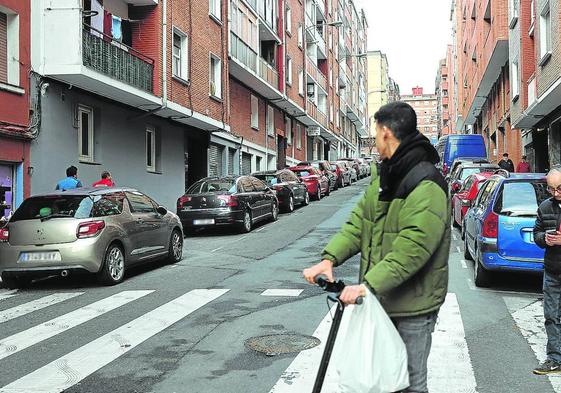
[330,291,409,393]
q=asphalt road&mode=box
[0,176,556,393]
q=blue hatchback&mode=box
[463,173,547,287]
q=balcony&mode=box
[229,32,282,99]
[33,1,160,109]
[306,58,327,91]
[338,65,347,89]
[306,102,328,128]
[305,14,327,60]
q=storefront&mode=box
[0,162,24,222]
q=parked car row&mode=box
[451,170,547,288]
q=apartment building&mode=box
[435,54,451,136]
[401,87,439,144]
[0,0,31,221]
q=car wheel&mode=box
[315,185,322,201]
[285,194,295,213]
[97,243,125,286]
[240,209,252,233]
[1,275,31,289]
[271,202,279,221]
[474,247,492,288]
[302,192,310,206]
[166,229,183,264]
[463,233,472,260]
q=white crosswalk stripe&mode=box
[0,289,229,393]
[0,290,153,361]
[0,293,83,324]
[0,290,17,301]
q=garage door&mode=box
[242,153,252,175]
[208,144,223,177]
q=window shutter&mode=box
[0,13,7,83]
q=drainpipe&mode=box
[265,126,269,170]
[162,0,168,107]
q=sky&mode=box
[355,0,453,95]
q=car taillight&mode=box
[177,196,192,209]
[482,212,498,238]
[77,221,105,239]
[217,195,238,207]
[0,227,9,242]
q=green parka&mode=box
[322,164,451,317]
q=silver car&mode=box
[0,188,183,288]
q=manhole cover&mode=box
[245,334,321,356]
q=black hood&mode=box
[379,131,440,200]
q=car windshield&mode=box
[10,195,100,222]
[293,170,312,177]
[495,181,549,216]
[254,175,279,185]
[460,167,493,181]
[186,179,237,194]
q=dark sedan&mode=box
[253,169,310,212]
[177,176,279,234]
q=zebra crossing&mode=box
[0,287,555,392]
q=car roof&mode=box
[490,173,547,182]
[289,165,313,170]
[252,170,280,176]
[32,186,139,198]
[458,163,499,169]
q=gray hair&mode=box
[547,167,561,176]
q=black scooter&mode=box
[312,277,363,393]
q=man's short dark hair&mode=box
[101,171,111,179]
[66,166,78,177]
[503,153,509,157]
[373,101,417,141]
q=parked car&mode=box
[289,165,330,200]
[357,158,371,177]
[447,157,491,181]
[177,176,278,234]
[340,158,365,179]
[436,134,487,176]
[330,161,352,187]
[448,161,500,196]
[252,169,309,212]
[342,160,359,182]
[298,161,338,192]
[0,188,183,288]
[451,172,493,228]
[463,173,547,287]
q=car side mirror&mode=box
[156,206,167,216]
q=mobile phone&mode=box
[546,229,557,235]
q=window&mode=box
[509,0,519,28]
[297,24,303,48]
[286,117,292,144]
[209,0,221,20]
[126,191,156,214]
[209,54,222,99]
[0,9,19,87]
[296,124,302,149]
[146,126,157,172]
[172,29,188,80]
[251,95,259,129]
[286,56,292,85]
[286,7,292,34]
[539,3,551,63]
[511,60,519,100]
[78,105,94,162]
[267,105,274,136]
[298,70,304,96]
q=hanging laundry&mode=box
[122,20,132,47]
[103,10,112,38]
[112,15,122,41]
[90,0,104,36]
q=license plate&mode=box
[19,251,62,262]
[193,219,215,226]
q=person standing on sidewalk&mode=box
[498,153,515,172]
[92,171,115,187]
[55,166,83,191]
[533,168,561,375]
[517,156,532,173]
[303,101,451,393]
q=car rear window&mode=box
[494,181,549,216]
[293,170,312,177]
[459,167,494,181]
[10,193,125,222]
[254,174,279,185]
[186,179,236,194]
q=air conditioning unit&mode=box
[307,83,315,97]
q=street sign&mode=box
[307,126,321,137]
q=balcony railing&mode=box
[257,57,279,90]
[306,59,327,90]
[82,25,153,93]
[307,101,328,127]
[230,32,258,73]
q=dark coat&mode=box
[534,198,561,274]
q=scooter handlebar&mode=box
[315,275,364,305]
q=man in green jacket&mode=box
[304,101,450,393]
